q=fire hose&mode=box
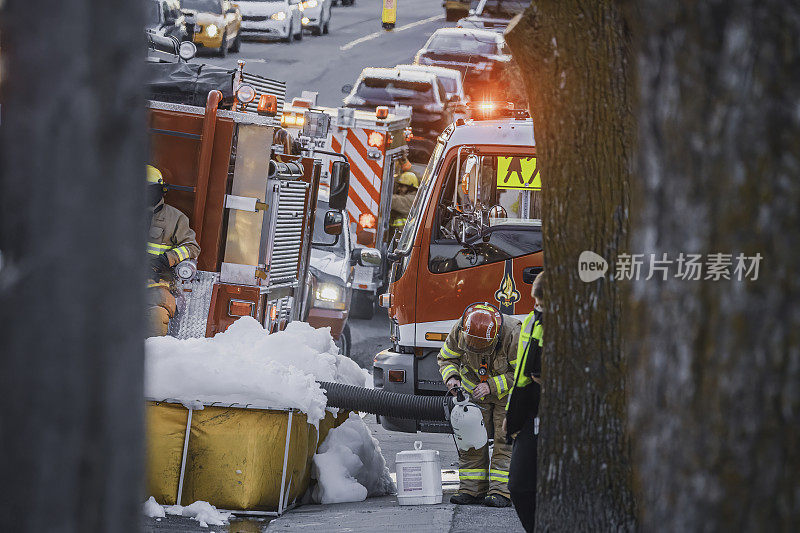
[317,382,451,421]
[317,382,489,451]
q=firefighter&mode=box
[389,159,419,230]
[146,165,200,337]
[504,271,544,532]
[438,302,521,507]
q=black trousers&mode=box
[508,417,537,533]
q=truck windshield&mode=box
[356,78,435,104]
[474,0,530,17]
[428,33,499,55]
[396,140,446,254]
[182,0,223,13]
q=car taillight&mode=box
[388,370,406,383]
[359,212,377,229]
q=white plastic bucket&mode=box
[395,441,443,505]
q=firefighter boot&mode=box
[450,493,484,505]
[484,494,512,507]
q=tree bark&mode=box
[628,1,800,530]
[0,0,146,530]
[507,2,637,530]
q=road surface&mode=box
[199,0,449,106]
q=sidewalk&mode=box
[142,415,524,533]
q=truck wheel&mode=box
[350,290,375,320]
[284,28,294,43]
[335,323,352,358]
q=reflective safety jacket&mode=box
[505,309,542,435]
[438,318,521,399]
[390,192,415,227]
[148,200,200,284]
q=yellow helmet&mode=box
[397,171,419,188]
[146,165,164,184]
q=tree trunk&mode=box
[628,1,800,530]
[506,2,637,530]
[0,0,146,530]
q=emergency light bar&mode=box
[468,101,530,120]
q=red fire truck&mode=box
[373,109,543,432]
[145,52,349,338]
[282,97,411,318]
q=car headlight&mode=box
[302,16,310,25]
[205,24,219,37]
[302,0,318,7]
[271,11,287,20]
[314,282,346,310]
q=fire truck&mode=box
[281,95,411,318]
[146,38,349,338]
[372,107,543,432]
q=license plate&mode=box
[353,265,374,287]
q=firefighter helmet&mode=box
[146,164,164,184]
[460,302,503,354]
[397,171,419,188]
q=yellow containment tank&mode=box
[146,401,351,513]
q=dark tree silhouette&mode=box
[506,2,637,530]
[0,0,147,530]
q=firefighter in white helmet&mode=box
[438,302,521,507]
[146,165,200,337]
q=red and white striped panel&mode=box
[331,127,385,228]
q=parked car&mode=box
[147,0,191,42]
[181,0,242,56]
[331,0,354,5]
[237,0,304,42]
[342,67,457,161]
[395,64,469,120]
[413,28,511,99]
[458,0,530,32]
[299,0,332,35]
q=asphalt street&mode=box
[199,0,450,106]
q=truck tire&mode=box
[218,31,228,57]
[335,323,351,358]
[350,290,375,320]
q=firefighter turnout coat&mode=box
[147,200,200,336]
[438,318,521,497]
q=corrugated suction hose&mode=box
[318,382,452,422]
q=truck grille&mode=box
[239,71,286,120]
[266,180,310,288]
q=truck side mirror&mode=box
[329,160,350,211]
[323,210,343,235]
[357,248,382,266]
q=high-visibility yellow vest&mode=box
[507,311,542,407]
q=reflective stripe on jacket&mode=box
[505,309,543,435]
[437,318,521,399]
[148,201,200,281]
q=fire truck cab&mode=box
[373,112,543,432]
[281,96,412,318]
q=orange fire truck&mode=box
[145,51,349,338]
[373,109,543,432]
[281,96,412,318]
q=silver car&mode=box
[237,0,304,42]
[299,0,332,36]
